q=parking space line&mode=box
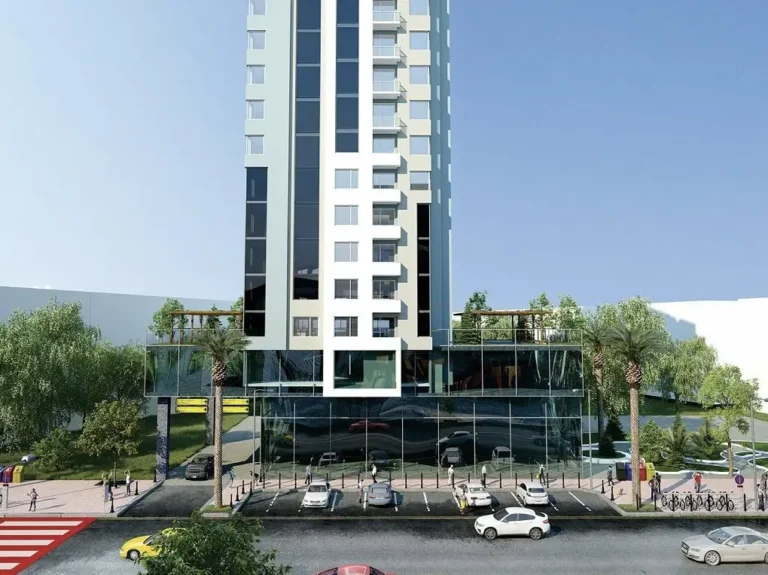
[548,497,559,511]
[266,491,280,513]
[510,492,523,506]
[452,493,461,509]
[363,491,368,511]
[568,491,592,512]
[331,492,338,512]
[423,492,430,512]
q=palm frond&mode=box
[605,322,668,364]
[582,314,608,350]
[193,327,248,365]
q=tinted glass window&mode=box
[373,171,396,188]
[294,204,319,239]
[337,0,360,23]
[410,66,430,84]
[244,312,265,337]
[295,168,319,203]
[296,67,321,98]
[418,239,430,273]
[297,31,321,64]
[336,27,359,59]
[336,62,359,95]
[418,276,430,309]
[246,167,268,201]
[336,97,359,130]
[417,204,430,237]
[296,100,320,134]
[245,239,266,274]
[373,135,396,153]
[417,312,431,336]
[245,203,267,238]
[295,136,320,168]
[297,0,321,29]
[336,132,358,153]
[411,171,430,190]
[244,275,266,311]
[293,239,319,275]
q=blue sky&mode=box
[1,1,766,310]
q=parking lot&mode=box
[121,485,212,518]
[240,487,618,518]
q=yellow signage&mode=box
[223,406,250,414]
[223,398,249,406]
[177,406,208,414]
[177,398,209,407]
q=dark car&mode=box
[440,447,464,466]
[185,455,214,480]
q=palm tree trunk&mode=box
[628,380,642,504]
[213,383,224,508]
[596,390,605,439]
[726,437,733,476]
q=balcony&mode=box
[373,115,405,134]
[370,187,401,204]
[372,224,401,241]
[372,80,403,100]
[372,152,401,169]
[372,10,402,30]
[373,45,405,64]
[371,260,401,277]
[371,297,401,314]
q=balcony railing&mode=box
[441,328,583,347]
[373,115,402,129]
[372,10,400,24]
[372,80,402,95]
[373,328,397,338]
[373,45,404,59]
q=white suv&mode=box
[517,482,549,506]
[302,480,330,508]
[474,507,550,541]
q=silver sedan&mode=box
[681,526,768,566]
[367,483,394,507]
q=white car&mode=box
[517,482,549,506]
[474,506,550,541]
[302,480,330,508]
[455,483,493,507]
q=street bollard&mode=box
[342,473,345,489]
[467,473,470,484]
[436,472,439,489]
[421,473,423,489]
[546,473,550,488]
[578,473,581,489]
[530,471,534,482]
[230,493,233,508]
[250,481,253,493]
[610,483,615,501]
[405,473,408,489]
[277,473,280,489]
[499,473,502,489]
[515,473,518,488]
[294,474,297,489]
[325,473,329,484]
[135,482,139,496]
[236,489,240,503]
[451,474,455,488]
[109,496,114,514]
[744,493,747,512]
[601,480,605,494]
[672,496,676,512]
[242,479,245,493]
[654,494,657,511]
[153,468,157,483]
[389,471,392,484]
[562,472,565,487]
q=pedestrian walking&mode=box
[305,463,312,485]
[448,464,455,487]
[538,464,545,486]
[228,468,236,489]
[655,473,662,494]
[27,488,38,512]
[371,463,378,484]
[607,467,613,486]
[693,471,702,494]
[125,470,132,496]
[481,464,487,488]
[357,479,364,504]
[759,485,765,511]
[648,476,656,499]
[459,492,467,515]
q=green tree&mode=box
[666,413,690,468]
[690,417,725,461]
[194,327,248,507]
[698,364,759,475]
[206,304,222,330]
[32,428,78,471]
[656,337,717,412]
[0,299,98,448]
[78,399,142,470]
[598,432,618,458]
[606,321,668,503]
[454,291,493,344]
[582,314,610,439]
[605,415,626,441]
[228,297,244,330]
[639,420,669,463]
[150,298,187,341]
[141,513,289,575]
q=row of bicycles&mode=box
[659,490,737,512]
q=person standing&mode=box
[305,463,312,485]
[448,464,455,488]
[656,473,662,495]
[607,467,613,487]
[357,478,364,504]
[648,475,656,499]
[27,488,38,512]
[538,464,546,486]
[481,464,487,489]
[228,468,236,489]
[371,463,378,484]
[693,471,702,494]
[125,470,132,496]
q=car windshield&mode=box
[493,510,508,521]
[529,487,546,494]
[469,487,485,493]
[192,458,208,464]
[707,529,732,544]
[308,485,327,493]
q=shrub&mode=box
[605,416,626,442]
[639,420,669,464]
[32,428,78,471]
[666,413,690,468]
[598,432,618,458]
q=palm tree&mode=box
[582,315,609,439]
[605,322,667,503]
[690,418,724,461]
[194,326,248,507]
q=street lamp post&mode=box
[752,402,757,506]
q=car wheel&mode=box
[483,528,498,541]
[764,552,768,564]
[127,550,141,562]
[529,528,543,541]
[704,550,721,566]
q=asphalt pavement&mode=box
[120,485,212,518]
[21,517,768,574]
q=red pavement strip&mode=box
[0,517,96,575]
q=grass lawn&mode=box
[0,413,248,481]
[619,503,660,513]
[654,462,729,473]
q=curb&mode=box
[116,480,164,517]
[200,487,260,517]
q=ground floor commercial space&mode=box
[259,396,587,481]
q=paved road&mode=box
[22,518,768,574]
[120,486,211,518]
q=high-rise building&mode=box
[243,0,451,396]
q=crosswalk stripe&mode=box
[0,521,82,527]
[0,552,36,558]
[0,529,69,536]
[0,563,21,571]
[0,540,53,547]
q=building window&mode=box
[410,66,430,85]
[411,171,430,190]
[410,101,429,120]
[373,170,397,189]
[246,136,264,155]
[417,203,431,336]
[334,169,359,189]
[373,242,396,262]
[410,31,429,50]
[247,100,265,120]
[335,279,358,299]
[373,135,397,153]
[410,0,429,15]
[334,316,358,337]
[373,316,396,337]
[249,0,266,15]
[373,206,396,225]
[373,278,397,300]
[334,241,359,262]
[245,203,267,238]
[247,65,265,84]
[410,136,430,155]
[293,317,318,337]
[248,31,266,50]
[334,205,359,225]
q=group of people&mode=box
[649,472,663,498]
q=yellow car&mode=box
[120,528,182,562]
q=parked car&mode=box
[120,528,184,561]
[681,526,768,566]
[474,507,550,541]
[367,483,394,507]
[184,455,214,480]
[440,447,464,467]
[318,452,341,467]
[302,480,330,508]
[437,431,475,449]
[492,446,513,466]
[517,483,549,506]
[349,420,391,433]
[314,566,394,575]
[455,482,493,507]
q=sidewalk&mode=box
[0,479,160,516]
